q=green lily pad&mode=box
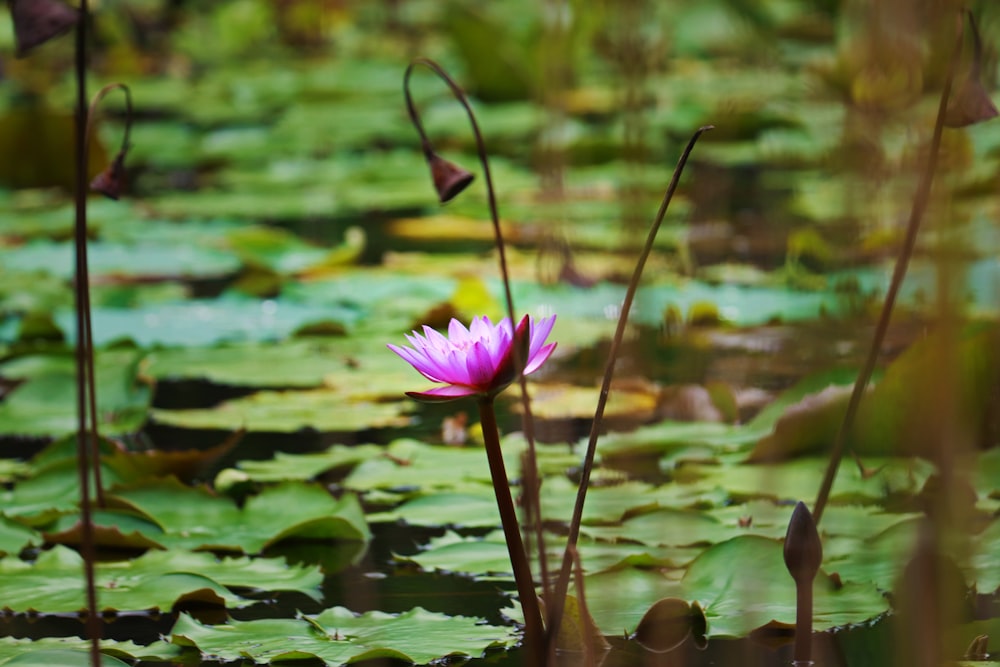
[344,438,578,493]
[100,549,324,601]
[398,530,697,581]
[582,568,685,636]
[0,349,151,437]
[54,298,362,348]
[0,649,131,667]
[968,516,1000,594]
[0,459,122,526]
[0,637,178,665]
[169,606,519,664]
[216,444,383,487]
[0,241,240,282]
[150,388,409,433]
[689,456,933,505]
[372,491,501,528]
[106,478,369,554]
[681,535,888,637]
[144,336,411,395]
[0,516,40,556]
[0,545,240,613]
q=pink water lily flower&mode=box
[388,314,556,402]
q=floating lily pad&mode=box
[0,546,240,613]
[150,388,409,433]
[53,298,361,348]
[0,516,40,556]
[397,529,697,581]
[105,478,369,555]
[344,438,577,496]
[144,337,411,397]
[0,649,131,667]
[0,637,178,666]
[680,535,888,637]
[169,606,519,664]
[0,241,240,282]
[0,349,151,437]
[0,460,122,526]
[216,444,383,487]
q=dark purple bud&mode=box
[784,501,822,583]
[89,151,127,200]
[427,152,474,204]
[9,0,80,58]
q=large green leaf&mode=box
[0,349,150,437]
[0,516,40,556]
[680,535,888,637]
[398,529,698,581]
[0,459,122,526]
[0,546,240,613]
[106,478,369,554]
[144,337,412,396]
[100,549,324,601]
[0,650,131,667]
[0,637,177,665]
[54,298,361,348]
[150,388,409,433]
[169,606,519,664]
[0,241,239,282]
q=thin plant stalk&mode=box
[403,58,550,605]
[812,13,965,525]
[547,126,712,654]
[79,82,132,510]
[71,1,102,664]
[478,397,545,667]
[569,545,598,667]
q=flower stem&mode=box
[404,57,550,603]
[72,1,102,664]
[811,11,965,526]
[477,397,544,667]
[546,126,712,654]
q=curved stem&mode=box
[478,397,545,667]
[812,12,965,525]
[404,58,550,604]
[72,3,101,665]
[546,127,712,654]
[79,83,131,511]
[85,82,133,159]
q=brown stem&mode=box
[72,2,102,665]
[812,12,965,526]
[794,582,813,663]
[85,82,133,160]
[546,126,712,655]
[403,58,550,604]
[79,84,131,511]
[478,397,545,667]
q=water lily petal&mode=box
[528,315,556,355]
[406,384,479,402]
[387,343,447,383]
[390,314,556,401]
[524,341,557,375]
[466,340,496,388]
